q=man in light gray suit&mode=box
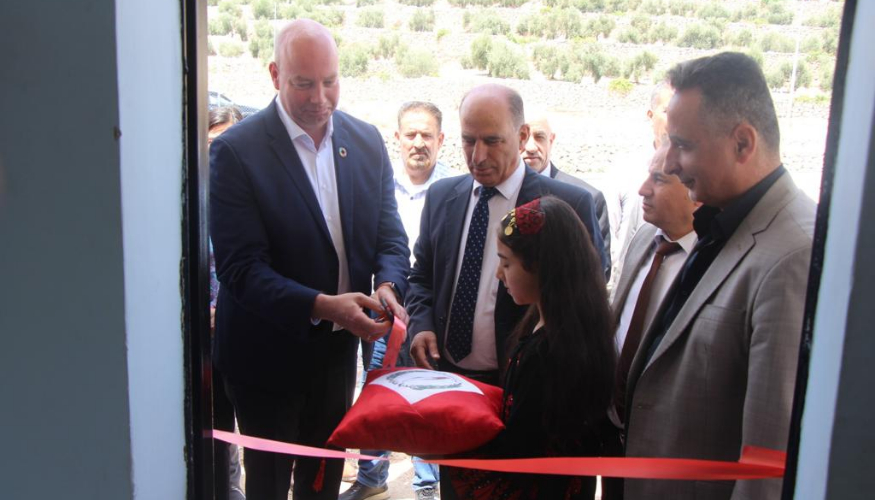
[624,52,815,499]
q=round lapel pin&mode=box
[338,146,347,158]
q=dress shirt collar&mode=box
[537,163,552,177]
[472,158,526,200]
[693,165,786,242]
[395,161,453,196]
[274,96,334,150]
[654,228,698,255]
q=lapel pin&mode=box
[338,146,347,158]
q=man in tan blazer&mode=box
[624,52,816,499]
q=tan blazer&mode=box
[624,174,815,500]
[611,222,659,323]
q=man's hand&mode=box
[312,292,388,340]
[410,331,440,369]
[373,283,409,324]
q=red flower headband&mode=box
[503,198,545,236]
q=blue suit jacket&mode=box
[407,167,606,369]
[210,100,410,386]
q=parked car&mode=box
[208,91,259,117]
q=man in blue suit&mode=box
[209,19,410,500]
[407,85,607,499]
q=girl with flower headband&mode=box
[446,195,620,500]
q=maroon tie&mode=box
[613,238,682,424]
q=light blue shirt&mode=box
[394,161,457,261]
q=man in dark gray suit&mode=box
[522,113,611,274]
[408,84,605,380]
[408,83,606,499]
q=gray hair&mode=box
[460,84,525,129]
[397,101,443,130]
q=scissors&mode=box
[371,296,394,341]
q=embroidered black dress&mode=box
[446,327,617,500]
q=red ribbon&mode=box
[211,430,785,480]
[380,317,407,369]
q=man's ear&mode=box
[394,130,401,142]
[732,121,757,164]
[518,124,530,153]
[269,62,280,91]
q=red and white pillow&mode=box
[328,367,504,455]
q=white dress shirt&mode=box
[445,160,526,370]
[394,162,456,263]
[275,98,350,329]
[615,229,697,352]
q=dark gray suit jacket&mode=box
[548,163,611,277]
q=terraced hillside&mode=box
[208,0,841,199]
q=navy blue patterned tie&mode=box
[446,186,498,362]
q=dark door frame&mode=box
[183,0,214,498]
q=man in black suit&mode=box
[522,113,611,276]
[407,84,605,382]
[209,19,410,500]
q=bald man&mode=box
[407,83,606,498]
[522,114,611,276]
[210,20,410,499]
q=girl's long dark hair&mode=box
[500,196,616,431]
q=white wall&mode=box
[115,0,187,498]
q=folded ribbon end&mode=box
[739,445,787,470]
